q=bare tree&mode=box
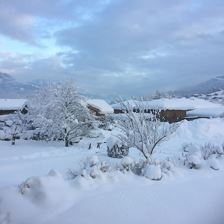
[117,100,178,161]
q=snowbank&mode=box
[155,118,224,160]
[20,170,75,207]
[47,169,224,224]
[0,117,223,224]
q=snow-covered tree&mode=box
[3,111,25,145]
[28,81,94,146]
[117,100,178,161]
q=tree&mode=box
[117,100,178,161]
[28,81,94,146]
[3,111,24,145]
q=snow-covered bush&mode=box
[182,143,198,153]
[185,151,203,169]
[200,143,224,160]
[117,100,178,161]
[68,156,111,180]
[2,111,25,145]
[144,164,162,180]
[120,156,135,171]
[160,160,175,174]
[208,156,220,170]
[107,136,129,158]
[121,157,174,180]
[107,145,129,159]
[182,143,223,170]
[130,159,147,176]
[182,143,203,169]
[140,159,174,180]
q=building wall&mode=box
[0,105,28,116]
[114,109,125,114]
[159,109,186,123]
[87,105,104,116]
[0,110,17,115]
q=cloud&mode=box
[54,0,224,96]
[0,0,224,98]
[0,0,108,43]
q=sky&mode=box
[0,0,224,98]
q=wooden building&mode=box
[112,98,224,123]
[86,99,114,117]
[0,99,27,115]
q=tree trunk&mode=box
[11,136,15,145]
[65,136,69,147]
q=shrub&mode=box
[129,159,147,176]
[182,142,223,170]
[120,156,135,171]
[107,144,129,158]
[117,100,178,160]
[107,136,129,158]
[200,143,223,160]
[68,156,111,180]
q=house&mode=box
[112,98,224,123]
[0,99,28,115]
[86,99,114,116]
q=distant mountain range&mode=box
[1,72,224,100]
[0,72,38,98]
[176,75,224,97]
[0,72,117,100]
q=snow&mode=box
[0,99,27,110]
[0,118,224,224]
[87,99,114,114]
[112,97,222,110]
[208,157,220,170]
[20,170,75,207]
[1,168,224,224]
[122,156,134,166]
[144,164,162,180]
[47,170,224,224]
[106,135,121,149]
[0,140,97,187]
[187,106,224,117]
[186,151,203,169]
[89,155,100,166]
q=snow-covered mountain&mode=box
[176,75,224,97]
[0,72,38,98]
[192,90,224,105]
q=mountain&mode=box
[0,72,38,98]
[192,90,224,105]
[176,75,224,97]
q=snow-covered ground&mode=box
[0,118,224,224]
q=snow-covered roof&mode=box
[187,107,224,118]
[112,98,222,110]
[87,99,114,114]
[0,99,27,110]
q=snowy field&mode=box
[0,118,224,224]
